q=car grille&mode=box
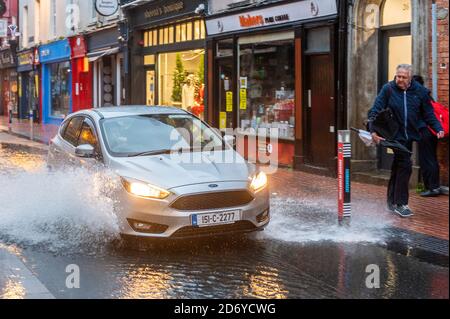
[171,221,257,238]
[170,191,254,211]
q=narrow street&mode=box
[0,136,448,299]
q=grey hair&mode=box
[396,64,413,75]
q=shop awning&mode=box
[87,47,120,62]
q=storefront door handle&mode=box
[308,90,312,108]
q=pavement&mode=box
[0,245,54,299]
[0,116,448,298]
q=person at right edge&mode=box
[368,64,445,218]
[413,75,447,197]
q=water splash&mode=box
[260,195,391,244]
[0,167,122,255]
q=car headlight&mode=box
[121,178,170,199]
[250,171,268,193]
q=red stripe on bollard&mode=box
[338,131,351,224]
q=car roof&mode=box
[85,106,189,119]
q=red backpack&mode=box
[429,101,449,137]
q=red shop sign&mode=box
[70,36,87,59]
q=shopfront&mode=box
[0,48,18,118]
[70,36,93,112]
[17,49,39,120]
[126,0,207,119]
[39,39,72,125]
[87,26,125,107]
[206,0,340,171]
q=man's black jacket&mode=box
[368,80,443,143]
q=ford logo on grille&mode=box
[209,184,219,188]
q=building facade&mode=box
[17,0,124,124]
[0,0,18,118]
[121,0,208,120]
[206,0,345,172]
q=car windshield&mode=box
[100,114,227,157]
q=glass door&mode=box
[146,68,156,106]
[217,57,235,131]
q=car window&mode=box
[101,114,226,157]
[78,119,99,149]
[62,117,84,146]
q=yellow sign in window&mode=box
[240,89,247,110]
[226,91,233,112]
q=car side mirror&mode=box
[223,135,236,147]
[75,144,95,158]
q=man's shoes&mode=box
[420,189,440,197]
[394,205,414,218]
[439,187,449,196]
[387,202,395,212]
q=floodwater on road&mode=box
[0,143,448,299]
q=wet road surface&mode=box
[0,142,448,299]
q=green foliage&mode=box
[171,53,185,103]
[197,54,205,84]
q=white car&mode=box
[47,106,270,239]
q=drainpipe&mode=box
[337,0,348,131]
[432,1,438,101]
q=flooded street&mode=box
[0,142,448,299]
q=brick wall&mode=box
[430,1,449,187]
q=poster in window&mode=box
[240,89,247,110]
[226,91,233,112]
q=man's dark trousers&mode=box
[418,128,440,191]
[387,141,413,206]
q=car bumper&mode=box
[115,181,270,239]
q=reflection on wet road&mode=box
[0,143,448,299]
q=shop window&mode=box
[153,30,158,46]
[181,24,187,42]
[157,50,206,119]
[217,39,234,58]
[50,61,71,118]
[186,22,193,41]
[305,28,330,53]
[144,31,149,47]
[176,24,181,42]
[144,55,156,66]
[148,31,153,47]
[144,20,205,47]
[381,0,411,26]
[239,35,295,140]
[168,26,174,44]
[200,21,206,39]
[194,20,201,40]
[164,27,169,44]
[159,29,165,45]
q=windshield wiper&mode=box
[127,149,173,157]
[127,146,206,158]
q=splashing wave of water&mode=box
[260,196,391,244]
[0,167,122,254]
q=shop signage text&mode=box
[239,14,290,28]
[144,1,184,19]
[95,0,119,17]
[18,51,34,66]
[207,0,337,35]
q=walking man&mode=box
[368,64,445,218]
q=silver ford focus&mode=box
[47,106,270,239]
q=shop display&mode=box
[239,39,295,140]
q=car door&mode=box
[50,116,84,169]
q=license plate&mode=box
[192,210,241,228]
